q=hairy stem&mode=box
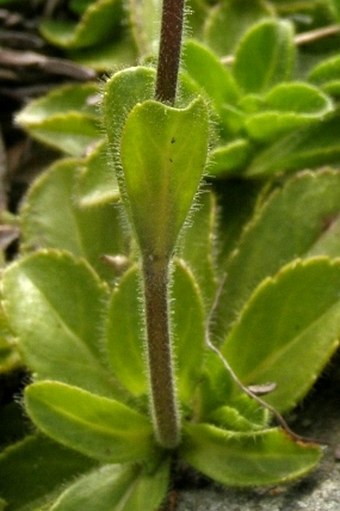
[143,257,180,449]
[155,0,185,105]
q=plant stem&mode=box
[143,257,180,449]
[155,0,185,105]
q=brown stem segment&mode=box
[155,0,185,105]
[143,257,180,449]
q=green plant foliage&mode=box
[244,82,334,141]
[25,381,155,463]
[119,98,209,258]
[106,260,205,404]
[2,251,122,399]
[181,424,321,487]
[16,83,101,156]
[222,258,340,411]
[215,169,340,332]
[20,158,126,281]
[0,435,97,511]
[49,461,170,511]
[309,54,340,96]
[40,0,123,49]
[76,140,120,207]
[3,0,340,508]
[182,39,240,108]
[203,0,273,55]
[246,116,340,176]
[233,18,295,94]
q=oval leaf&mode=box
[245,82,333,141]
[215,169,340,333]
[182,39,240,108]
[233,19,295,94]
[40,0,122,49]
[20,158,126,281]
[25,381,155,463]
[0,434,96,511]
[204,0,273,55]
[16,83,100,156]
[222,258,340,411]
[120,97,209,258]
[181,423,321,486]
[2,251,121,399]
[106,260,205,405]
[50,461,169,511]
[246,117,340,177]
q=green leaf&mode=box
[309,54,340,97]
[127,0,162,56]
[106,260,205,405]
[245,82,334,142]
[25,381,155,463]
[182,39,240,109]
[120,97,209,258]
[181,423,321,486]
[69,36,137,71]
[216,169,340,333]
[208,396,268,432]
[172,259,205,405]
[178,191,217,307]
[20,158,126,281]
[208,139,252,177]
[246,116,340,177]
[50,460,170,511]
[0,434,96,511]
[40,0,123,49]
[76,141,120,207]
[233,19,295,94]
[2,251,121,399]
[16,83,100,156]
[106,265,147,397]
[222,258,340,411]
[103,67,155,154]
[203,0,273,55]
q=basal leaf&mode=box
[309,54,340,96]
[208,139,252,177]
[171,259,205,405]
[25,381,155,463]
[203,0,273,55]
[50,461,170,511]
[0,434,96,511]
[69,36,137,71]
[16,83,100,156]
[106,265,147,397]
[216,169,340,333]
[182,39,240,109]
[120,98,209,258]
[181,423,321,486]
[245,82,333,141]
[20,158,127,281]
[128,0,162,56]
[2,251,121,399]
[76,140,120,207]
[222,258,340,411]
[246,116,340,177]
[233,19,295,94]
[178,191,217,308]
[106,260,205,405]
[40,0,123,49]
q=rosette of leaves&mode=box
[2,64,340,510]
[182,17,340,178]
[38,0,136,70]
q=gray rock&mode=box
[176,376,340,511]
